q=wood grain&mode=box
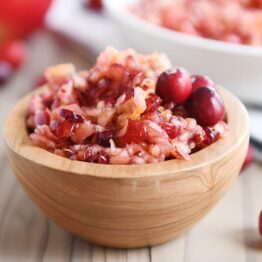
[4,78,249,248]
[0,30,262,262]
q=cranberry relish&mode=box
[27,47,228,165]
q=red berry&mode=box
[50,119,74,138]
[0,0,52,39]
[142,110,163,124]
[34,110,50,126]
[156,68,192,105]
[50,109,84,137]
[57,108,84,124]
[203,127,219,145]
[0,40,27,69]
[191,74,215,92]
[161,122,181,139]
[259,211,262,236]
[241,145,254,171]
[145,93,162,113]
[86,0,103,10]
[116,120,147,147]
[97,131,115,147]
[164,102,175,110]
[186,87,225,126]
[0,60,13,85]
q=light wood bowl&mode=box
[4,86,249,248]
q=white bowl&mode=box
[104,0,262,104]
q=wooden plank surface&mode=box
[0,32,262,262]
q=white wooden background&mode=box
[0,32,262,262]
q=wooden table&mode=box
[1,32,262,262]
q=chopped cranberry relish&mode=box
[27,47,228,165]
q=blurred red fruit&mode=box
[259,211,262,236]
[241,144,254,171]
[0,60,13,86]
[0,40,27,69]
[86,0,103,10]
[0,0,52,42]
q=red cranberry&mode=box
[0,40,27,69]
[97,131,115,147]
[164,102,175,110]
[50,109,84,137]
[116,120,147,147]
[142,110,163,124]
[156,68,192,105]
[34,110,50,126]
[203,127,219,145]
[85,0,103,10]
[0,61,13,85]
[145,93,162,113]
[57,108,84,124]
[161,122,181,139]
[241,145,254,171]
[186,87,225,126]
[259,211,262,236]
[172,105,188,118]
[50,120,75,138]
[191,74,215,92]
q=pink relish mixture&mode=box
[26,47,228,165]
[130,0,262,46]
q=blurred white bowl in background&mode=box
[104,0,262,104]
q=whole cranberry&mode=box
[191,74,215,92]
[186,87,225,126]
[156,68,192,105]
[0,61,13,85]
[259,211,262,236]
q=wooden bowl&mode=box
[4,86,249,248]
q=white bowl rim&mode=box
[104,0,262,57]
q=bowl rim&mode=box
[4,86,249,178]
[104,0,262,57]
